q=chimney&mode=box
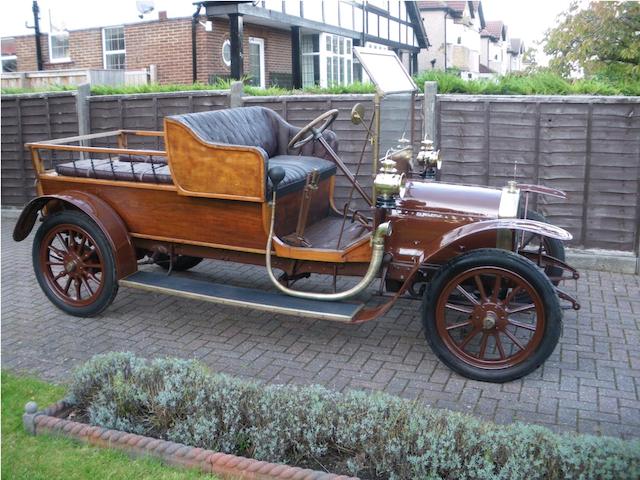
[158,11,167,21]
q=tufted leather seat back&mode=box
[168,106,337,160]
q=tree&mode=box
[543,1,640,80]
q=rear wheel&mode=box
[33,210,118,317]
[422,248,561,383]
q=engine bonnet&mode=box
[397,180,504,218]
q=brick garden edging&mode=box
[23,400,358,480]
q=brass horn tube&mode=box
[265,192,390,301]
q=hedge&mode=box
[65,352,640,480]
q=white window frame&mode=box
[222,39,231,67]
[102,26,126,70]
[48,31,70,64]
[1,54,17,72]
[248,37,265,88]
[320,33,353,88]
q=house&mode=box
[479,20,507,75]
[416,1,485,78]
[507,37,525,72]
[1,1,429,88]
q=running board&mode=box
[119,271,364,322]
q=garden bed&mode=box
[23,353,640,480]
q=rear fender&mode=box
[423,218,572,263]
[13,191,137,279]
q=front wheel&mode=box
[422,248,561,383]
[32,210,119,317]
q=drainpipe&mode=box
[192,2,203,83]
[32,0,43,70]
[443,11,448,72]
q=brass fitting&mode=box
[374,158,405,202]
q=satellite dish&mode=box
[136,0,155,18]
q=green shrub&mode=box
[65,353,640,480]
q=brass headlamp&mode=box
[374,157,405,208]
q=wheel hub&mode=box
[473,304,506,331]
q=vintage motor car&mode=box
[13,49,579,383]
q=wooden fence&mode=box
[1,88,638,253]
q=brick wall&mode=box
[7,16,292,86]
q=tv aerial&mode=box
[136,0,155,18]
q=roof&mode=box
[509,38,524,54]
[481,20,506,41]
[417,1,468,17]
[479,63,495,73]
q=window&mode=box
[1,55,16,72]
[222,39,231,66]
[49,31,69,63]
[248,37,265,88]
[457,37,462,45]
[322,33,352,87]
[102,26,125,70]
[301,34,319,87]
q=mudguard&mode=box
[13,191,137,279]
[424,218,572,262]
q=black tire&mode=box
[32,210,118,317]
[521,210,566,284]
[154,254,203,272]
[422,248,561,383]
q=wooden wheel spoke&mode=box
[75,280,82,300]
[508,319,536,331]
[55,232,69,251]
[445,303,473,314]
[502,328,525,351]
[82,276,95,296]
[455,285,480,306]
[446,320,472,331]
[83,263,102,270]
[53,270,68,281]
[459,328,480,349]
[474,275,488,302]
[46,261,65,266]
[494,333,506,359]
[48,245,66,257]
[63,277,73,294]
[503,285,523,306]
[81,248,96,261]
[86,271,101,282]
[67,230,77,252]
[507,303,536,315]
[78,235,87,254]
[478,333,489,359]
[491,274,502,302]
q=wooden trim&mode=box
[29,143,166,157]
[130,232,266,254]
[39,172,177,192]
[164,118,266,202]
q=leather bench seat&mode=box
[54,155,335,194]
[55,159,173,184]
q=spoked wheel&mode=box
[33,210,118,317]
[423,249,561,383]
[519,210,566,284]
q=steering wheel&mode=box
[288,109,339,150]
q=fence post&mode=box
[229,81,244,108]
[423,81,437,142]
[76,83,91,155]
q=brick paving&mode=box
[2,216,639,439]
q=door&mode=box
[248,37,265,88]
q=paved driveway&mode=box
[2,216,639,439]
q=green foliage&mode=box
[414,70,640,96]
[1,370,214,479]
[543,1,640,80]
[0,84,78,94]
[67,352,640,480]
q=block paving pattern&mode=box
[2,217,639,439]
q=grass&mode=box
[1,370,214,480]
[2,70,638,96]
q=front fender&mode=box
[13,192,137,279]
[423,218,572,263]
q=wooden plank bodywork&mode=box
[30,129,373,265]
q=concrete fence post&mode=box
[423,81,437,143]
[76,83,91,156]
[229,81,244,108]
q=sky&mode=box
[1,0,574,65]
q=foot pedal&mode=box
[120,271,364,322]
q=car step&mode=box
[119,271,364,322]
